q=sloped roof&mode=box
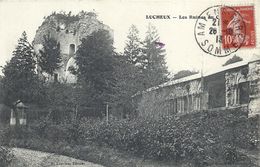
[250,54,260,63]
[13,100,28,108]
[134,54,260,97]
[16,102,27,108]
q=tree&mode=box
[142,23,169,88]
[44,83,81,122]
[124,25,143,66]
[75,29,116,117]
[111,53,143,118]
[223,55,243,66]
[2,31,44,105]
[173,70,199,80]
[0,76,3,103]
[38,34,61,76]
[123,25,147,92]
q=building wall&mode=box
[135,60,260,118]
[136,79,207,118]
[225,66,249,107]
[205,72,226,109]
[248,60,260,116]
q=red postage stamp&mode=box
[221,6,256,49]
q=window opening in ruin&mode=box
[238,82,249,104]
[54,73,58,82]
[69,44,75,55]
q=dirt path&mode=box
[9,148,104,167]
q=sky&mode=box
[0,0,259,76]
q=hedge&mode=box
[0,108,259,166]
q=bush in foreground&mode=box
[1,109,258,166]
[0,146,13,167]
[77,109,258,165]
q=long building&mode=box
[133,54,260,118]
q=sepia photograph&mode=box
[0,0,259,166]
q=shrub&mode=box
[0,146,13,167]
[77,109,259,164]
[222,144,239,164]
[1,108,258,166]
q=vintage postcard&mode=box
[0,0,259,166]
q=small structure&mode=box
[10,100,28,126]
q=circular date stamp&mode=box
[194,5,246,57]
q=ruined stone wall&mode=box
[225,66,248,107]
[248,60,260,116]
[33,14,113,83]
[137,79,205,118]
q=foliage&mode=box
[115,25,146,117]
[1,31,45,106]
[44,83,74,122]
[173,70,199,80]
[38,33,62,76]
[0,146,13,167]
[1,109,258,166]
[42,11,97,28]
[77,109,258,165]
[222,144,239,164]
[111,54,145,118]
[223,55,243,66]
[142,23,169,88]
[43,82,93,122]
[0,126,13,167]
[115,24,170,117]
[75,29,117,116]
[124,25,144,67]
[0,104,10,124]
[0,76,3,103]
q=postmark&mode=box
[221,6,256,49]
[194,5,246,57]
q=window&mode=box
[69,44,75,55]
[54,73,58,82]
[170,99,178,114]
[177,98,185,113]
[194,95,201,110]
[184,97,188,112]
[238,82,249,104]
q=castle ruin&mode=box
[33,12,113,83]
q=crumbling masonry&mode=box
[33,12,113,83]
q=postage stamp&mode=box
[194,5,255,57]
[221,6,256,49]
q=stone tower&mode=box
[33,12,113,83]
